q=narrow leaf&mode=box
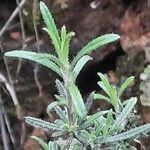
[80,111,109,129]
[68,84,87,118]
[48,141,58,150]
[52,130,67,137]
[110,97,137,132]
[72,55,92,81]
[118,76,134,97]
[5,50,62,77]
[25,116,62,131]
[98,73,112,96]
[98,124,150,143]
[55,79,67,99]
[72,34,120,67]
[54,106,68,123]
[85,92,95,112]
[31,136,48,150]
[47,100,65,116]
[40,2,61,54]
[94,93,111,104]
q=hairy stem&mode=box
[62,69,73,127]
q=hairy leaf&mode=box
[98,124,150,143]
[118,76,134,97]
[85,92,95,112]
[54,106,68,123]
[55,79,67,99]
[72,55,92,81]
[40,2,61,54]
[52,130,67,137]
[68,84,87,118]
[5,50,62,77]
[80,111,109,129]
[110,97,137,132]
[25,116,62,131]
[31,136,48,150]
[72,34,120,67]
[48,141,58,150]
[94,93,111,104]
[47,100,66,116]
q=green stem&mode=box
[62,69,73,127]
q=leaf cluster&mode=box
[4,2,150,150]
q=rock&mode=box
[120,0,150,59]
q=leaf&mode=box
[110,97,137,132]
[94,93,111,104]
[98,73,112,96]
[97,124,150,143]
[68,84,87,118]
[118,76,134,97]
[97,81,110,97]
[5,50,62,77]
[54,106,68,123]
[98,73,119,110]
[85,92,95,112]
[102,111,113,137]
[80,111,109,129]
[61,28,75,64]
[52,130,67,137]
[48,141,58,150]
[25,116,62,131]
[60,25,67,54]
[47,100,66,116]
[31,136,48,150]
[72,55,92,81]
[109,86,118,111]
[40,2,61,54]
[72,34,120,68]
[55,79,67,99]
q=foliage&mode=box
[140,65,150,106]
[4,1,150,150]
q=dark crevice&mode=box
[77,46,125,95]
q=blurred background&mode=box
[0,0,150,149]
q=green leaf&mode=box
[72,55,92,81]
[54,106,68,123]
[85,92,95,112]
[48,141,58,150]
[25,116,62,131]
[80,111,109,129]
[31,136,48,150]
[97,73,119,110]
[72,34,120,67]
[5,50,62,77]
[61,29,75,64]
[47,100,66,116]
[118,76,134,97]
[102,111,113,137]
[109,86,118,111]
[52,130,67,137]
[55,79,67,99]
[98,73,112,98]
[98,124,150,143]
[94,93,111,104]
[97,81,110,97]
[110,97,137,132]
[60,25,67,54]
[68,84,87,118]
[40,2,61,55]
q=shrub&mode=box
[5,2,150,150]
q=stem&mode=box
[62,69,73,127]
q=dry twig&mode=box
[33,0,43,97]
[0,0,26,37]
